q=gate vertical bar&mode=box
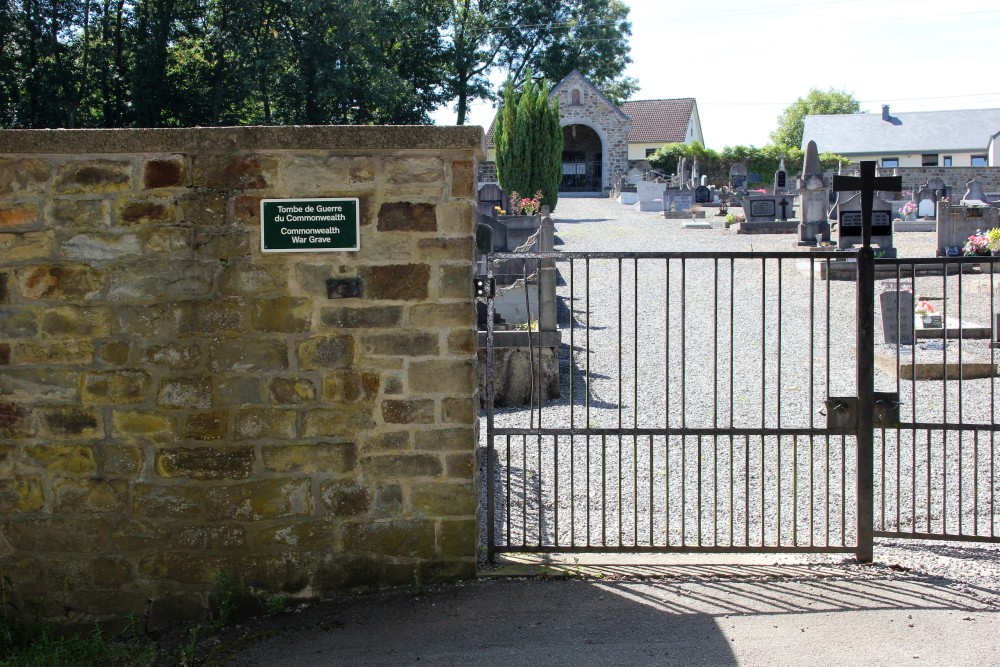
[856,243,876,563]
[485,258,497,563]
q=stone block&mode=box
[170,299,244,336]
[319,305,402,329]
[143,157,187,189]
[175,525,246,550]
[2,518,112,552]
[16,264,104,300]
[0,231,55,260]
[245,521,330,549]
[117,199,175,225]
[445,452,476,479]
[365,430,410,451]
[438,264,474,299]
[438,203,474,235]
[360,453,442,479]
[108,259,216,301]
[0,343,8,365]
[132,484,202,518]
[447,329,476,355]
[155,446,255,480]
[380,399,434,424]
[0,310,37,338]
[156,376,212,409]
[82,370,150,404]
[55,159,132,194]
[361,331,438,357]
[0,157,51,195]
[356,231,415,262]
[17,340,93,365]
[0,477,44,513]
[114,304,167,336]
[267,376,317,404]
[419,558,476,584]
[217,377,262,405]
[49,199,106,228]
[40,406,100,437]
[143,342,201,370]
[385,157,443,188]
[24,444,96,474]
[277,155,375,193]
[233,407,297,441]
[297,335,355,370]
[112,411,175,442]
[91,556,136,587]
[42,306,111,337]
[236,552,313,593]
[409,359,476,394]
[193,228,252,257]
[97,340,131,365]
[0,369,79,401]
[321,481,369,516]
[301,407,374,438]
[314,555,383,594]
[219,264,287,296]
[102,444,142,475]
[411,482,475,516]
[208,337,287,372]
[377,202,437,232]
[234,195,264,225]
[205,479,311,521]
[249,297,311,333]
[0,401,32,438]
[414,426,475,452]
[409,303,473,328]
[343,519,436,558]
[438,518,478,557]
[261,442,356,474]
[139,552,231,586]
[177,191,228,226]
[53,478,127,513]
[451,161,475,198]
[321,371,378,403]
[372,484,403,517]
[358,264,429,301]
[181,410,229,440]
[0,205,39,229]
[417,237,474,262]
[194,153,277,190]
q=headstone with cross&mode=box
[833,161,902,250]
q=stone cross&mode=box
[833,161,902,247]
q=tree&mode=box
[443,0,634,124]
[770,87,860,150]
[493,72,562,211]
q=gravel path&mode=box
[480,197,1000,588]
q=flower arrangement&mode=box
[494,205,507,215]
[508,191,543,216]
[898,201,917,217]
[985,227,1000,252]
[914,300,936,315]
[962,229,991,256]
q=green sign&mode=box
[260,198,360,252]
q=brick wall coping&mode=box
[0,125,486,156]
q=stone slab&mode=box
[681,219,712,229]
[915,317,992,340]
[736,221,799,234]
[617,192,638,205]
[874,343,998,380]
[638,199,663,212]
[894,220,936,232]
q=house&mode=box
[485,70,703,193]
[802,105,1000,168]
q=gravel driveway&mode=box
[481,196,1000,586]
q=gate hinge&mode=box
[474,277,495,298]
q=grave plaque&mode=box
[750,199,776,218]
[670,194,694,211]
[261,198,360,252]
[695,185,711,203]
[880,291,914,345]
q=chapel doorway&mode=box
[561,124,603,193]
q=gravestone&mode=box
[926,177,948,202]
[962,178,988,205]
[880,291,915,345]
[636,181,665,212]
[695,185,711,203]
[700,175,708,187]
[746,197,777,221]
[796,140,831,245]
[690,157,700,189]
[835,192,896,255]
[678,158,690,190]
[915,185,937,217]
[773,156,789,195]
[729,162,748,193]
[664,191,694,213]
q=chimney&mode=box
[882,105,890,121]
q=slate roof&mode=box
[619,99,696,144]
[802,108,1000,154]
[485,97,696,148]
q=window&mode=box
[921,154,938,167]
[881,158,899,167]
[645,148,657,157]
[943,156,952,167]
[972,155,988,167]
[571,89,581,105]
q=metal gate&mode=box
[481,250,1000,561]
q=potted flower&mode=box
[499,190,544,233]
[986,228,1000,256]
[962,229,990,256]
[898,200,917,221]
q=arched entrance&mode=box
[561,124,603,192]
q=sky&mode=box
[431,0,1000,150]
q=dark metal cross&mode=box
[778,198,790,221]
[833,161,902,248]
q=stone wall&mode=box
[0,126,483,631]
[872,167,1000,196]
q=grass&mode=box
[0,623,155,667]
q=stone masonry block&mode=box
[108,259,215,301]
[380,399,434,424]
[447,329,476,355]
[17,340,93,365]
[208,337,288,372]
[219,264,287,296]
[112,410,175,442]
[55,159,132,194]
[40,406,100,437]
[439,518,478,558]
[181,410,229,440]
[143,157,188,189]
[233,407,297,441]
[442,397,475,423]
[385,157,443,187]
[438,203,474,235]
[42,306,111,337]
[170,299,244,336]
[249,297,311,333]
[195,154,277,190]
[117,199,175,226]
[16,265,104,300]
[377,202,437,232]
[409,303,474,328]
[82,370,150,404]
[321,371,378,403]
[0,205,40,229]
[319,305,402,330]
[414,426,475,452]
[301,407,374,438]
[0,231,56,261]
[411,482,475,516]
[261,442,356,474]
[0,310,37,338]
[358,264,429,301]
[0,477,44,513]
[360,453,442,479]
[24,444,96,474]
[143,342,201,370]
[320,481,369,516]
[0,401,33,438]
[53,478,127,513]
[155,446,255,480]
[343,519,436,558]
[297,335,355,370]
[451,161,475,198]
[417,237,475,262]
[438,264,474,300]
[132,484,202,519]
[0,158,51,196]
[156,377,213,409]
[178,191,228,226]
[409,359,476,394]
[205,479,311,521]
[267,377,317,404]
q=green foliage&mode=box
[211,570,238,632]
[770,87,861,150]
[648,141,849,188]
[494,71,563,211]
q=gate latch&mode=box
[826,392,901,432]
[873,392,901,428]
[474,277,495,298]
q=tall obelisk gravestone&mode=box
[796,140,830,246]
